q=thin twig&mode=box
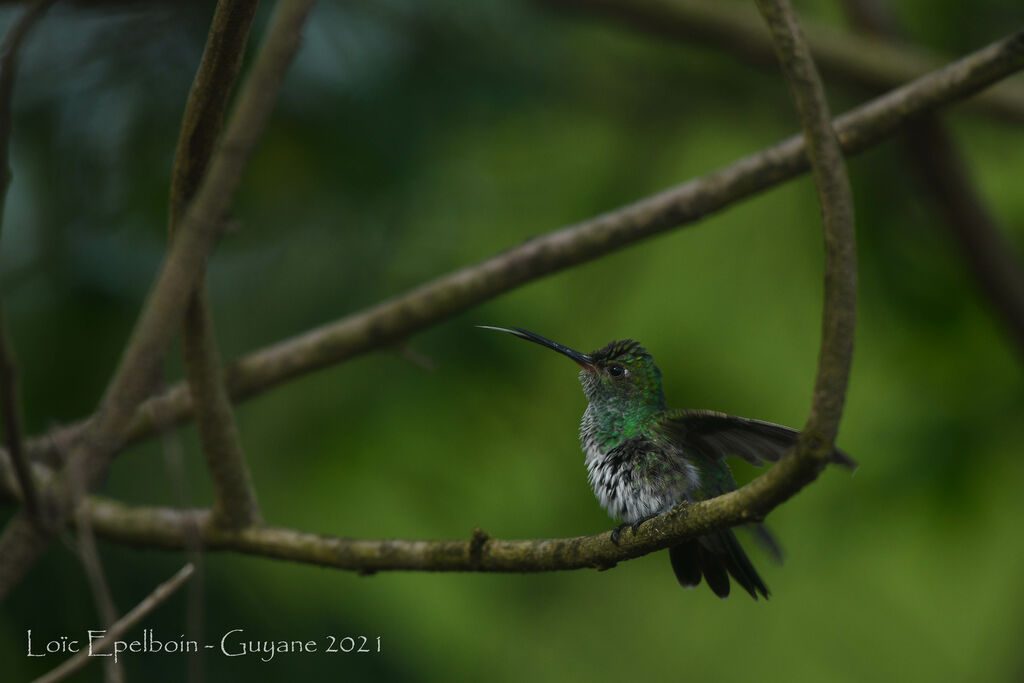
[55,431,124,683]
[538,0,1024,123]
[58,438,123,683]
[32,564,195,683]
[172,0,262,529]
[150,377,208,683]
[70,515,124,683]
[0,0,56,526]
[24,29,1024,466]
[0,0,320,603]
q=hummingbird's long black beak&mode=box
[478,326,594,368]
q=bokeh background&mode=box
[2,0,1023,681]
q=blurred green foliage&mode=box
[2,1,1023,681]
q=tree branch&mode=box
[22,29,1024,468]
[168,0,259,229]
[0,450,834,575]
[754,0,856,442]
[32,563,194,683]
[171,0,262,529]
[0,0,320,602]
[0,475,833,574]
[78,498,697,573]
[0,0,55,526]
[538,0,1024,123]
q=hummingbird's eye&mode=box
[607,364,626,378]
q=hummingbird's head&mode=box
[478,326,667,411]
[581,338,666,411]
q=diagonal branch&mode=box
[32,563,194,683]
[171,0,262,529]
[71,506,124,683]
[0,0,320,603]
[23,28,1024,467]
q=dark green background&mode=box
[2,0,1023,680]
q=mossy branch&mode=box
[0,470,836,573]
[0,440,840,575]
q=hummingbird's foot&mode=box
[630,514,657,535]
[610,523,630,546]
[610,515,658,545]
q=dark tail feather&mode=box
[670,531,770,600]
[698,544,732,598]
[707,529,770,600]
[669,542,702,588]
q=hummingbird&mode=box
[480,326,855,600]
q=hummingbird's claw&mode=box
[610,515,658,545]
[610,523,630,546]
[631,514,657,534]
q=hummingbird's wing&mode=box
[657,409,856,469]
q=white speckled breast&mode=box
[579,405,700,524]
